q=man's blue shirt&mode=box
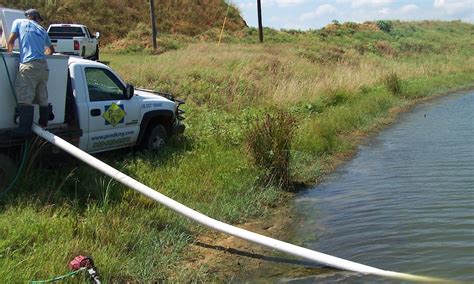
[11,19,52,64]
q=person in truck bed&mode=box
[7,8,55,137]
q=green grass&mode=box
[1,20,474,281]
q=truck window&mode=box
[84,27,91,38]
[48,26,85,39]
[85,68,125,101]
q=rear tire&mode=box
[0,154,17,189]
[91,47,100,61]
[143,124,168,151]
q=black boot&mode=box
[39,105,51,127]
[12,105,34,138]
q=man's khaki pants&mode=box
[15,60,49,106]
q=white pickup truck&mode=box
[0,8,185,186]
[48,24,100,61]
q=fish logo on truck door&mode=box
[102,103,126,127]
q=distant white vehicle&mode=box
[47,24,100,61]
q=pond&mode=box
[246,90,474,283]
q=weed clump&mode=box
[374,41,397,57]
[299,46,345,64]
[245,110,296,191]
[376,20,393,33]
[384,72,404,97]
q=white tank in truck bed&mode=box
[0,52,69,129]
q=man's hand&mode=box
[7,32,18,52]
[45,45,55,55]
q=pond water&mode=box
[246,91,474,283]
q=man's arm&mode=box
[8,19,20,52]
[7,32,18,52]
[44,34,54,55]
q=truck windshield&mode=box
[48,26,85,39]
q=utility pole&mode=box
[150,0,157,50]
[257,0,263,43]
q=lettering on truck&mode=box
[91,130,135,148]
[141,102,163,109]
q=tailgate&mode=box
[50,39,76,54]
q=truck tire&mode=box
[91,47,99,61]
[143,124,167,151]
[0,154,17,189]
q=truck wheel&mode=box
[92,47,99,61]
[144,124,168,151]
[0,154,17,189]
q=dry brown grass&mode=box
[112,42,472,109]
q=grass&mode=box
[1,20,474,281]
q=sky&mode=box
[231,0,474,30]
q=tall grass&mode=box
[384,72,404,97]
[245,110,296,190]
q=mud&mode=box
[180,204,336,281]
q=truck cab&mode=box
[68,57,185,153]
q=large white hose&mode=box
[33,125,450,283]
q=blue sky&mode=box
[231,0,474,29]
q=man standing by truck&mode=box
[7,9,54,137]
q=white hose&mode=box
[32,125,450,283]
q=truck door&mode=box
[84,67,140,152]
[83,27,95,57]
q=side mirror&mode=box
[125,84,134,100]
[95,32,100,39]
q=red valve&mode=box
[69,255,100,283]
[69,255,94,271]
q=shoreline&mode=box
[178,86,474,281]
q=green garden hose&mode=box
[30,267,86,283]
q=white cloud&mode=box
[315,4,337,15]
[379,8,391,15]
[299,4,336,21]
[337,0,394,8]
[259,0,309,8]
[433,0,473,15]
[401,4,420,14]
[237,2,254,10]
